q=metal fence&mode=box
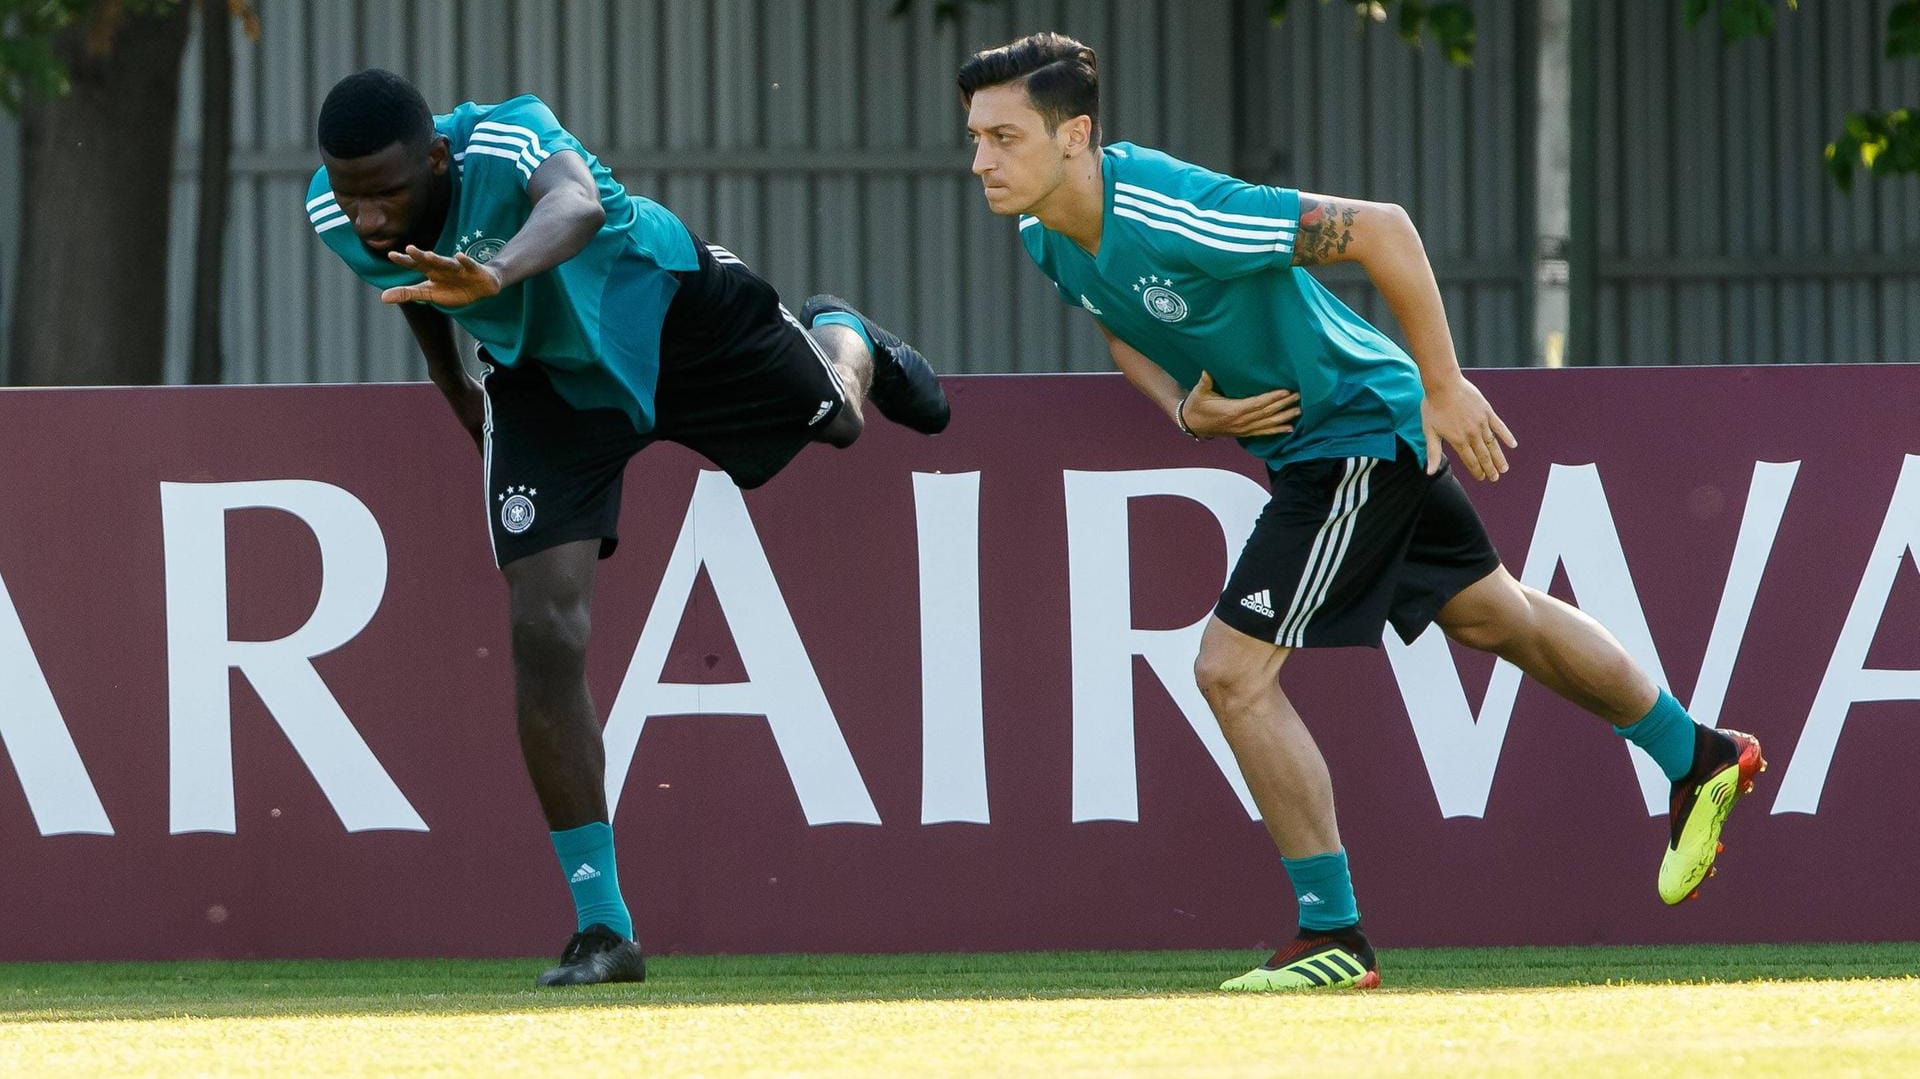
[4,0,1916,385]
[1233,0,1536,367]
[1594,0,1920,365]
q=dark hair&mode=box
[317,69,434,158]
[957,32,1099,143]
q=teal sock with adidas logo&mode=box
[810,311,875,354]
[1283,848,1360,932]
[1614,689,1697,782]
[550,822,632,939]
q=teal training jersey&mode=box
[307,94,698,433]
[1019,142,1426,468]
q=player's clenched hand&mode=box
[1181,371,1301,439]
[380,246,503,308]
[1421,375,1517,481]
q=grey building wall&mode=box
[4,1,1915,385]
[1594,0,1920,366]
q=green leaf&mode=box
[1375,0,1474,66]
[1880,111,1920,172]
[1428,3,1474,66]
[1719,0,1774,44]
[1681,0,1797,45]
[1890,0,1920,59]
[1827,108,1920,193]
[1824,140,1855,195]
[0,1,80,114]
[1258,1,1468,63]
[889,0,982,22]
[1396,0,1425,43]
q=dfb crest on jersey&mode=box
[1133,274,1188,323]
[498,484,537,534]
[458,230,508,264]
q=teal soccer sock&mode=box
[810,310,875,354]
[550,822,633,939]
[1614,690,1698,782]
[1282,849,1361,932]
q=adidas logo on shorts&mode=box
[1239,589,1275,618]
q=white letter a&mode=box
[602,471,878,825]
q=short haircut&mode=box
[957,32,1100,143]
[317,68,434,158]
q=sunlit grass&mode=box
[3,944,1916,1077]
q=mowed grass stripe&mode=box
[3,979,1919,1079]
[2,942,1915,1019]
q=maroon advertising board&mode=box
[1,365,1916,960]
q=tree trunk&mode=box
[189,0,232,385]
[10,3,193,386]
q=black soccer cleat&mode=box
[535,923,647,987]
[800,294,950,434]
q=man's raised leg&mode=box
[502,538,646,986]
[800,295,950,435]
[805,321,873,448]
[1194,617,1379,991]
[1433,567,1767,904]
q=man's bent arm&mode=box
[1292,192,1515,479]
[1099,323,1185,421]
[483,149,607,290]
[1098,323,1299,441]
[400,301,485,446]
[382,151,608,309]
[1292,194,1461,391]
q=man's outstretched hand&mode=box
[381,246,503,308]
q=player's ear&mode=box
[1063,114,1092,157]
[428,134,451,176]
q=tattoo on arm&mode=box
[1292,196,1360,267]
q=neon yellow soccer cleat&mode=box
[1659,726,1767,905]
[1220,929,1380,991]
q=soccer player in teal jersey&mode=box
[309,70,949,986]
[959,33,1766,991]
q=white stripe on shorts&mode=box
[701,239,847,406]
[479,365,500,568]
[1275,456,1377,646]
[780,304,850,402]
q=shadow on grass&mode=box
[2,943,1916,1022]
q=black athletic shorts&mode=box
[479,236,849,567]
[1213,442,1502,648]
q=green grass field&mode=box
[4,944,1917,1077]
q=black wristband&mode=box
[1175,392,1206,440]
